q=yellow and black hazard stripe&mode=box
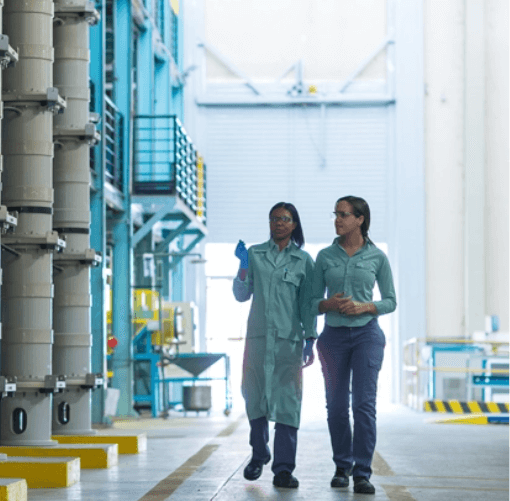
[424,401,509,413]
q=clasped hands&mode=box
[325,292,365,316]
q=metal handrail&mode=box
[133,114,207,223]
[104,95,124,191]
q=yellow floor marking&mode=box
[382,484,417,501]
[398,485,508,492]
[393,474,508,482]
[216,414,246,437]
[137,444,219,501]
[433,414,488,425]
[372,451,395,476]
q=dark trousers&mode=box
[316,319,385,479]
[249,416,298,475]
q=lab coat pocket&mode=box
[282,270,301,287]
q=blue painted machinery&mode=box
[132,323,231,417]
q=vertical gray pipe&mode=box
[52,0,101,435]
[1,0,66,446]
[0,0,18,408]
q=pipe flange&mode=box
[65,373,104,390]
[54,1,100,25]
[40,375,67,394]
[0,35,18,69]
[0,376,17,399]
[3,231,67,252]
[0,206,17,233]
[53,123,101,145]
[53,248,102,266]
[15,375,66,394]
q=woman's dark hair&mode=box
[269,202,305,248]
[336,195,373,244]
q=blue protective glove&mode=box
[302,338,315,368]
[235,240,249,269]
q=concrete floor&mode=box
[24,402,508,501]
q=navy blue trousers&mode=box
[316,318,385,479]
[249,416,298,475]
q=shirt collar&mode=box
[334,237,370,251]
[270,238,293,252]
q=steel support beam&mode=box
[169,231,205,270]
[110,0,136,417]
[464,0,485,334]
[90,0,109,425]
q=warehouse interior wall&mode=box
[424,0,509,339]
[182,0,425,403]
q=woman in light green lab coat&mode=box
[233,202,316,489]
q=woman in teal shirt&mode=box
[311,195,396,495]
[233,202,316,489]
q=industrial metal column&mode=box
[0,0,19,405]
[52,0,102,435]
[1,0,66,446]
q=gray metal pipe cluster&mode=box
[52,0,101,436]
[0,0,101,446]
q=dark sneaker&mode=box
[331,467,349,488]
[243,456,270,481]
[353,477,376,494]
[273,470,299,488]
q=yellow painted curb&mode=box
[432,413,489,424]
[424,400,509,413]
[0,457,80,488]
[0,443,118,469]
[0,479,27,501]
[53,433,147,454]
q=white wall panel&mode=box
[204,105,392,244]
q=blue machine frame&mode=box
[132,325,231,417]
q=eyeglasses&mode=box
[331,211,354,220]
[269,216,293,224]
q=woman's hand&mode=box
[320,293,371,316]
[302,339,315,368]
[235,240,249,269]
[341,300,365,316]
[320,292,352,313]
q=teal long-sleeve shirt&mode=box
[311,238,397,328]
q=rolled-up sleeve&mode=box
[373,254,397,315]
[299,254,318,339]
[232,248,254,302]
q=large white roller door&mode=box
[203,104,393,244]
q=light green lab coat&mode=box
[233,240,317,429]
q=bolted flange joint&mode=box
[40,375,67,394]
[0,376,17,399]
[46,88,67,115]
[80,373,105,390]
[0,35,18,70]
[0,206,17,234]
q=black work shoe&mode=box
[273,470,299,488]
[243,457,270,481]
[331,467,349,488]
[353,477,376,494]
